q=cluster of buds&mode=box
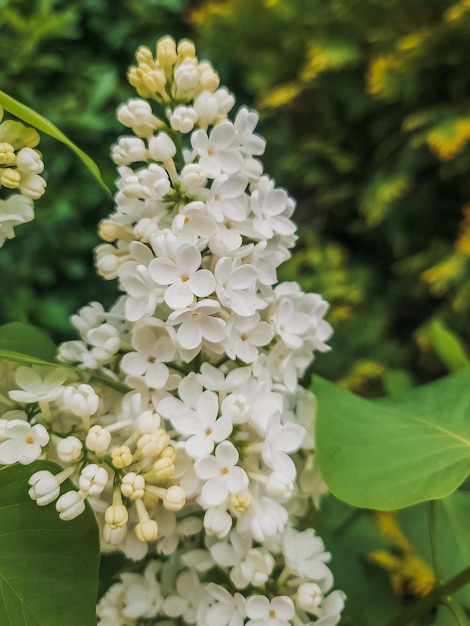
[0,106,46,246]
[0,37,345,626]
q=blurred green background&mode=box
[2,0,470,393]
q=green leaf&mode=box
[434,491,470,609]
[428,319,469,372]
[314,369,470,510]
[0,90,111,195]
[0,461,99,626]
[0,322,57,362]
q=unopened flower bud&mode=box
[104,504,129,527]
[28,470,60,506]
[56,436,83,463]
[121,472,145,500]
[174,63,199,91]
[111,445,133,469]
[296,582,323,612]
[19,127,40,148]
[63,384,99,418]
[1,168,20,188]
[19,173,46,199]
[136,411,161,434]
[203,507,232,538]
[135,46,153,65]
[143,69,166,94]
[152,456,174,481]
[177,40,196,60]
[156,36,177,68]
[0,142,15,165]
[163,485,186,511]
[148,133,176,161]
[135,519,158,542]
[56,490,86,521]
[137,429,169,457]
[230,489,252,513]
[86,425,111,454]
[15,147,44,174]
[79,464,109,496]
[266,472,294,502]
[180,163,206,191]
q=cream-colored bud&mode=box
[56,436,83,463]
[19,127,40,148]
[137,429,170,457]
[143,69,166,93]
[230,489,252,513]
[163,485,186,511]
[152,457,174,481]
[198,63,220,92]
[160,445,176,461]
[19,173,46,200]
[1,168,20,188]
[174,62,199,91]
[105,504,129,527]
[0,142,15,165]
[98,219,130,242]
[121,472,145,500]
[136,46,154,65]
[135,519,158,542]
[156,36,177,68]
[86,424,111,454]
[111,445,133,469]
[177,39,196,60]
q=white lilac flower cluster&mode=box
[0,37,344,625]
[0,106,46,246]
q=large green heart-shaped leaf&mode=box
[0,90,110,195]
[314,369,470,509]
[0,461,100,626]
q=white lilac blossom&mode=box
[0,107,47,246]
[0,36,343,626]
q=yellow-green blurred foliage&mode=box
[192,0,470,390]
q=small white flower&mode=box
[0,420,49,465]
[159,389,232,459]
[245,595,295,626]
[205,583,246,626]
[168,300,226,352]
[191,121,243,178]
[9,366,67,404]
[149,243,215,309]
[282,526,333,586]
[196,441,248,507]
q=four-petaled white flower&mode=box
[245,595,295,626]
[196,441,248,507]
[150,243,215,309]
[0,419,49,465]
[159,389,232,459]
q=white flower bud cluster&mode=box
[0,37,344,626]
[0,106,47,247]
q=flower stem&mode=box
[384,565,470,626]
